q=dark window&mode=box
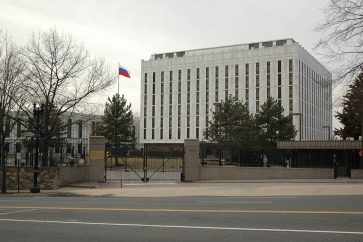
[67,119,72,138]
[16,121,21,138]
[78,121,82,138]
[278,60,281,73]
[262,41,273,47]
[166,53,174,58]
[276,39,287,46]
[249,43,259,49]
[176,51,185,57]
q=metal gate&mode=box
[105,143,184,183]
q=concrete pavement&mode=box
[59,181,363,197]
[2,179,363,197]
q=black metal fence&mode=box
[2,137,89,168]
[105,143,184,183]
[200,143,286,167]
[200,142,361,175]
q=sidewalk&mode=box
[3,179,363,197]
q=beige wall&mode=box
[59,167,89,187]
[183,139,200,182]
[351,169,363,179]
[198,166,334,180]
[88,136,105,182]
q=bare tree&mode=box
[19,29,114,166]
[316,0,363,167]
[315,0,363,85]
[0,31,25,193]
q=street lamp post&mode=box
[323,125,331,140]
[214,102,222,166]
[290,113,302,141]
[30,99,45,193]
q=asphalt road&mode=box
[0,195,363,241]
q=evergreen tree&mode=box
[255,97,296,163]
[335,72,363,139]
[255,97,296,142]
[204,96,259,152]
[101,94,134,165]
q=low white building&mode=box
[5,112,102,163]
[140,38,332,144]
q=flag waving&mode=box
[119,66,130,78]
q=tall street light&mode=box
[214,102,222,166]
[30,98,45,193]
[322,125,331,140]
[290,113,302,141]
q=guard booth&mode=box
[277,140,362,178]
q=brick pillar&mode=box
[183,139,200,182]
[88,136,105,182]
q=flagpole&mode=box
[118,63,120,96]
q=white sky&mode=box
[1,0,340,126]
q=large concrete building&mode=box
[140,38,332,144]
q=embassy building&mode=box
[140,38,332,144]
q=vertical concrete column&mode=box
[183,139,200,182]
[88,136,105,182]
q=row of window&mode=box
[142,59,330,140]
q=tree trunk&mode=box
[1,136,7,193]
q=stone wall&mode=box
[0,166,91,190]
[0,167,59,190]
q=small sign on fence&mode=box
[90,150,105,160]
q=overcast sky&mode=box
[0,0,332,116]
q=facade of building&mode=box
[5,112,102,159]
[140,38,332,144]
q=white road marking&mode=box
[0,218,362,235]
[0,209,37,216]
[197,201,273,204]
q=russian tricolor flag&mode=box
[119,66,130,78]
